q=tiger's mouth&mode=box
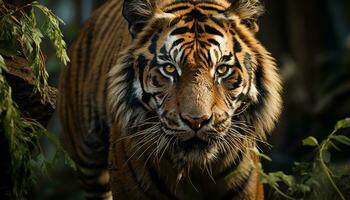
[158,119,231,164]
[167,133,222,164]
[178,136,211,151]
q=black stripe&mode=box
[160,45,167,55]
[158,54,171,62]
[198,48,210,66]
[252,61,266,109]
[99,0,121,39]
[159,45,171,61]
[210,16,225,28]
[152,76,163,87]
[255,61,267,102]
[75,33,86,146]
[183,15,193,23]
[84,26,94,76]
[73,29,88,148]
[188,9,206,21]
[149,32,160,53]
[180,44,194,63]
[179,40,195,50]
[170,27,191,35]
[170,38,185,52]
[197,23,205,33]
[229,29,236,36]
[124,60,138,107]
[137,54,147,88]
[145,156,178,199]
[173,48,179,60]
[233,54,242,70]
[199,5,224,13]
[169,17,182,27]
[204,25,224,37]
[142,93,152,105]
[137,19,165,47]
[137,54,153,105]
[165,5,191,13]
[222,53,233,62]
[230,75,242,90]
[234,40,242,53]
[208,38,220,46]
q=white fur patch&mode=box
[154,12,176,19]
[212,13,238,21]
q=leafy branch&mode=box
[0,0,69,99]
[303,118,350,200]
[0,1,73,198]
[258,118,350,200]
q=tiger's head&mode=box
[109,0,282,167]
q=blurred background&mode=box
[30,0,350,199]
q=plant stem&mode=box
[319,130,346,200]
[273,186,296,200]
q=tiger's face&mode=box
[131,3,260,165]
[109,0,281,167]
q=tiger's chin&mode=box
[169,136,222,167]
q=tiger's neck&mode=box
[153,146,260,199]
[109,129,263,199]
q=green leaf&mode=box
[277,172,295,187]
[332,135,350,146]
[32,2,70,65]
[251,148,272,161]
[295,184,311,193]
[0,54,5,69]
[328,141,341,151]
[321,150,331,163]
[260,152,272,162]
[302,136,319,146]
[260,171,295,188]
[335,118,350,130]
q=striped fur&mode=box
[58,0,282,199]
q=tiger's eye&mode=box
[216,65,229,76]
[164,65,176,74]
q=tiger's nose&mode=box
[180,113,212,131]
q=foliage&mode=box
[0,0,69,97]
[0,1,73,199]
[259,118,350,200]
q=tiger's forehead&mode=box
[162,1,228,15]
[157,1,234,69]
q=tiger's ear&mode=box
[226,0,264,33]
[123,0,155,37]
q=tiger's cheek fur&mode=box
[144,67,170,102]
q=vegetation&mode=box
[0,1,73,198]
[260,118,350,200]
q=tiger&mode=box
[58,0,282,199]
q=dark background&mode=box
[31,0,350,199]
